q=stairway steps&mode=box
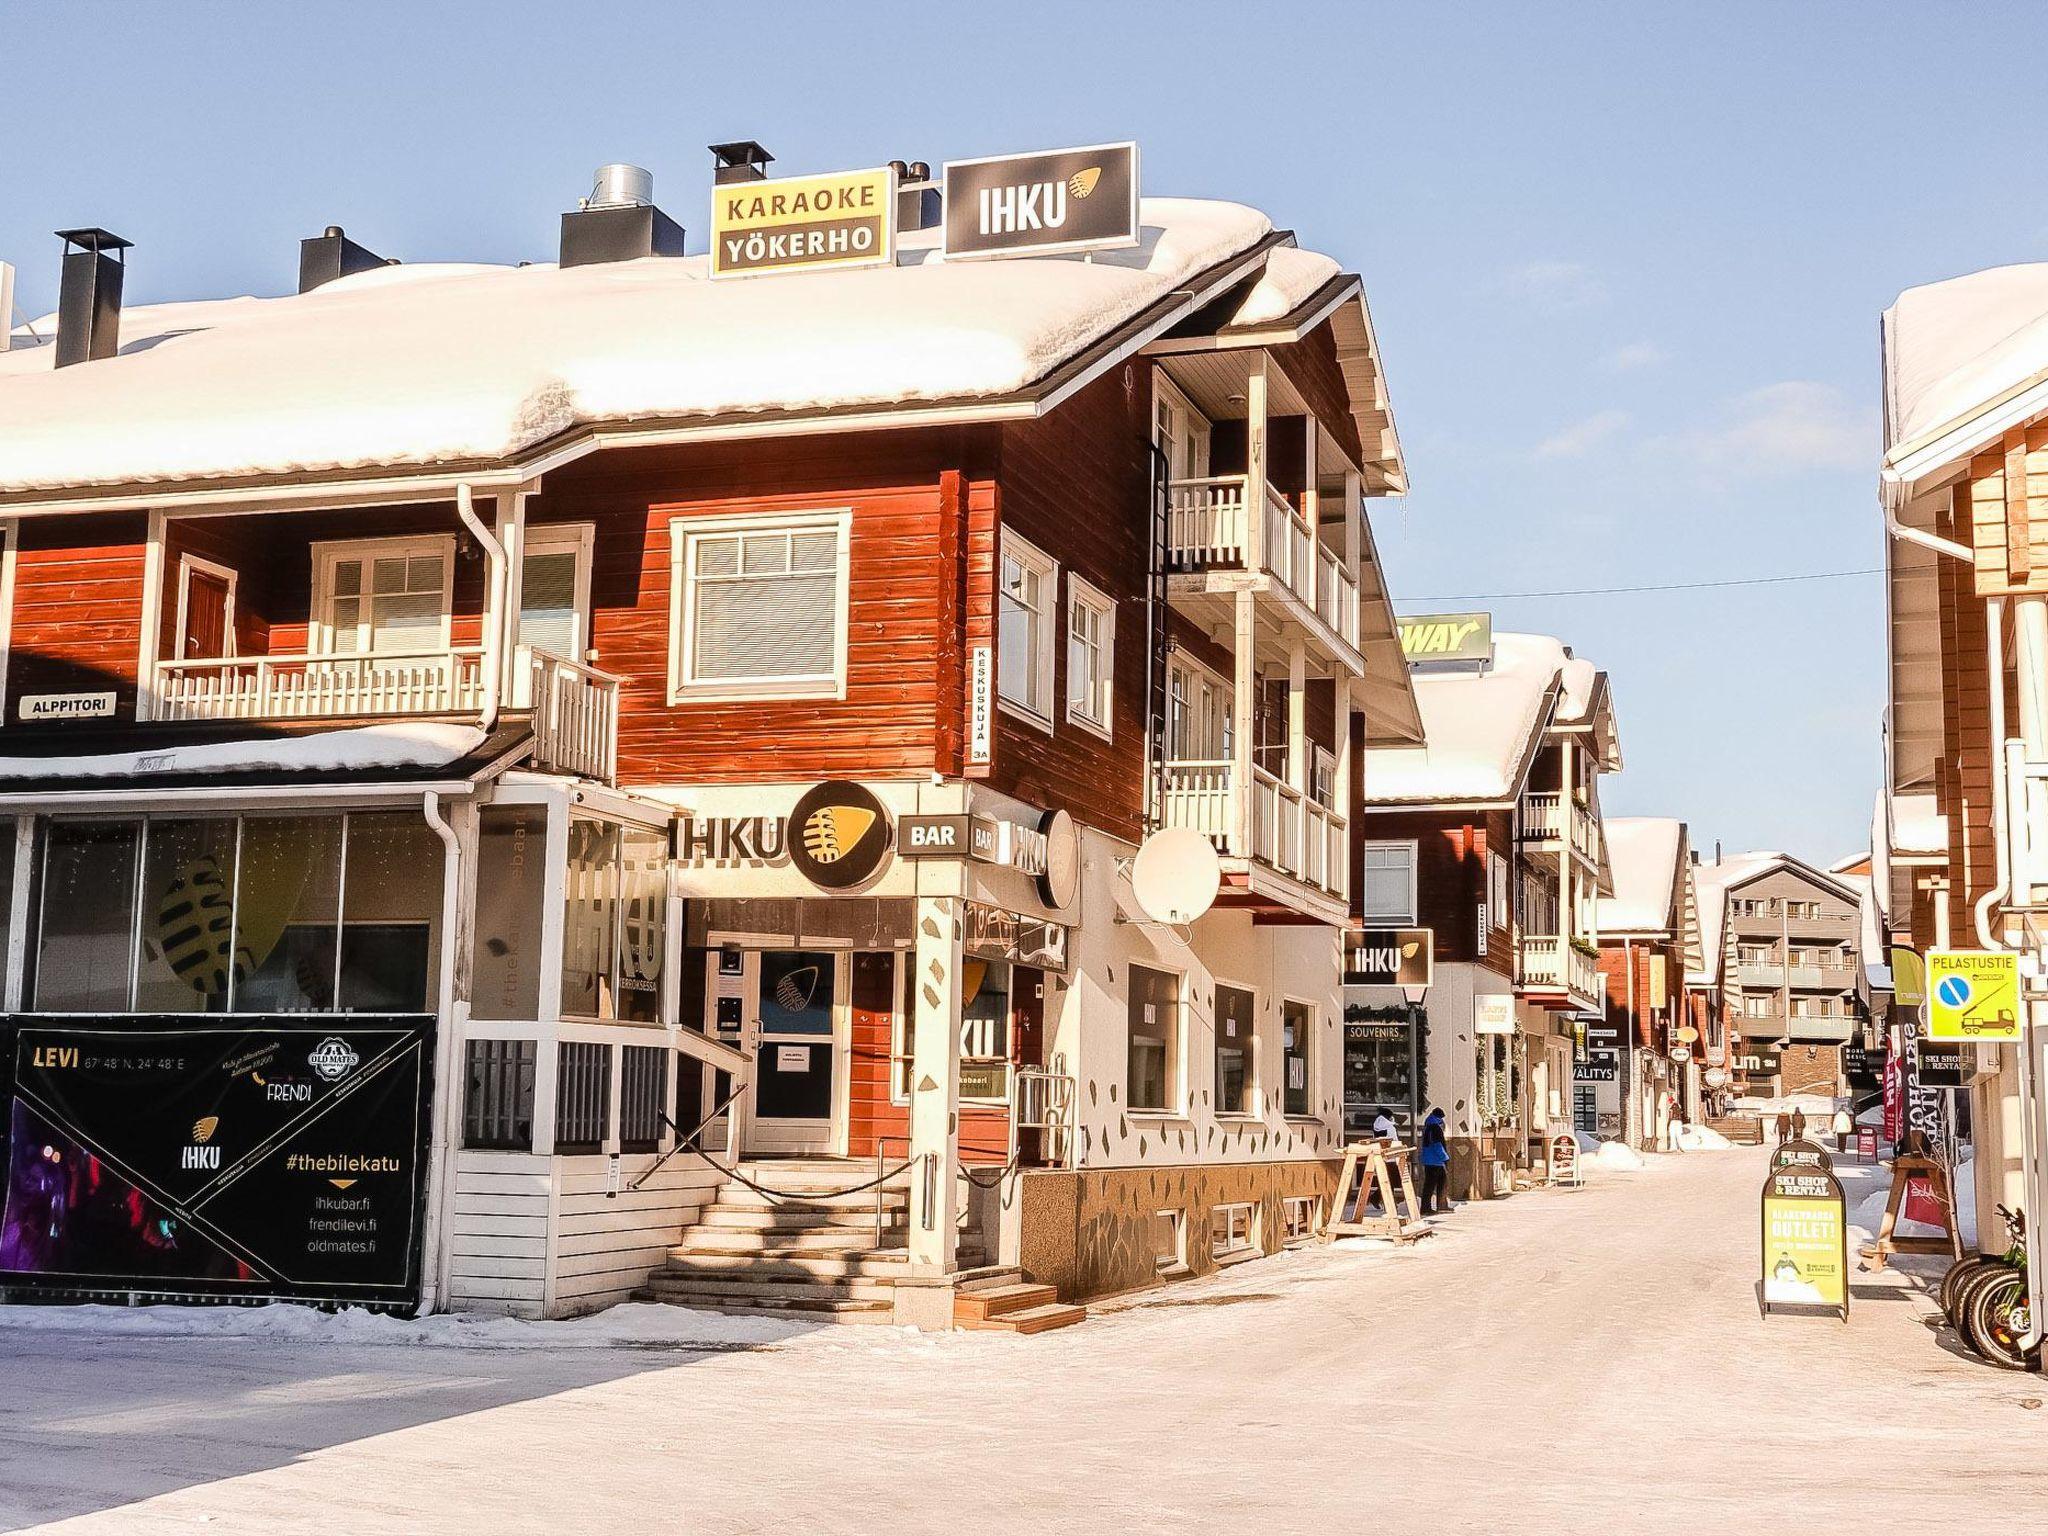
[953,1282,1058,1322]
[658,1249,987,1281]
[714,1191,909,1215]
[639,1274,903,1305]
[676,1228,887,1255]
[698,1207,904,1232]
[957,1301,1086,1335]
[631,1290,893,1321]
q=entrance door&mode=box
[747,949,842,1154]
[178,561,234,660]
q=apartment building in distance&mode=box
[1694,853,1863,1101]
[1350,620,1619,1197]
[0,146,1419,1322]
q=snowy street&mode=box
[1,1145,2038,1535]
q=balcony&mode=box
[1160,758,1348,908]
[1519,791,1600,865]
[1737,962,1858,992]
[1517,935,1603,1014]
[156,645,619,783]
[1165,475,1360,655]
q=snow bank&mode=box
[1590,1141,1645,1172]
[0,1299,804,1351]
[0,199,1276,493]
[1676,1125,1733,1151]
[0,721,486,781]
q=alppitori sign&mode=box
[0,1017,434,1309]
[943,143,1139,260]
[710,166,898,278]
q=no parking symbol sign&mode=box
[1925,950,2022,1042]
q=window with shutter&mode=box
[668,511,851,701]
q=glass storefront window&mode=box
[959,958,1010,1101]
[617,828,667,1025]
[1282,1000,1312,1117]
[34,821,140,1012]
[233,815,344,1014]
[561,818,621,1019]
[1215,984,1255,1116]
[472,806,547,1021]
[135,818,239,1013]
[338,813,440,1012]
[1127,965,1180,1112]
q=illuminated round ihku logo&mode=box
[786,781,892,891]
[308,1037,360,1082]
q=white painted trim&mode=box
[1125,959,1189,1116]
[1358,837,1420,926]
[1063,571,1116,740]
[136,511,167,722]
[997,528,1058,731]
[171,552,239,661]
[3,817,32,1012]
[309,533,459,655]
[667,508,852,705]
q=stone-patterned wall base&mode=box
[1017,1158,1343,1302]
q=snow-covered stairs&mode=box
[636,1158,1034,1324]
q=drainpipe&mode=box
[417,788,467,1315]
[455,483,506,733]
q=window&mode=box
[1127,964,1182,1112]
[1210,1202,1257,1260]
[472,806,546,1021]
[1283,1196,1321,1242]
[1488,852,1510,931]
[1166,654,1231,762]
[35,821,141,1012]
[669,511,850,700]
[1153,375,1209,483]
[1282,1000,1313,1116]
[960,958,1012,1101]
[232,815,344,1014]
[517,523,593,663]
[135,818,239,1013]
[555,1041,611,1154]
[999,532,1057,724]
[1310,746,1337,811]
[1214,983,1256,1116]
[1744,995,1772,1018]
[315,537,454,655]
[1152,1209,1188,1275]
[561,818,668,1023]
[464,1039,537,1151]
[1065,575,1116,737]
[1360,842,1417,925]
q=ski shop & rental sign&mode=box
[0,1017,434,1309]
[1759,1164,1848,1321]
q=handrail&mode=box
[158,643,487,672]
[627,1081,750,1192]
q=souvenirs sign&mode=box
[1926,950,2021,1041]
[1760,1164,1849,1319]
[943,143,1139,260]
[710,166,898,278]
[0,1017,433,1308]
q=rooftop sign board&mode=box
[942,142,1139,261]
[1399,612,1493,665]
[710,166,898,279]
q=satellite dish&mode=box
[1131,828,1221,926]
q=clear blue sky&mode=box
[4,2,2034,862]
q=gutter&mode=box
[454,482,505,733]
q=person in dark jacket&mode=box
[1418,1107,1451,1215]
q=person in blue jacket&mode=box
[1418,1107,1451,1215]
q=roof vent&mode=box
[890,159,940,232]
[709,141,774,186]
[299,225,388,294]
[560,165,685,269]
[54,228,131,368]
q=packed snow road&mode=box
[1,1145,2040,1534]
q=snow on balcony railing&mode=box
[1158,757,1346,900]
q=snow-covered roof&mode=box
[1361,632,1606,804]
[1689,874,1731,987]
[1888,791,1947,857]
[1227,247,1342,329]
[0,200,1301,498]
[1884,262,2048,475]
[1597,817,1685,935]
[1694,850,1860,908]
[0,721,484,781]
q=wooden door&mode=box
[181,567,232,660]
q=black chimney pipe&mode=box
[708,141,774,185]
[299,225,387,294]
[53,228,131,368]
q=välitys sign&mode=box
[710,166,898,279]
[943,142,1139,260]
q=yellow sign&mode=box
[710,166,897,279]
[1398,611,1493,664]
[1926,950,2022,1041]
[1762,1168,1847,1314]
[1890,945,1925,1007]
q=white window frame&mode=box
[1064,573,1116,740]
[1281,996,1316,1119]
[172,553,239,662]
[667,509,852,704]
[1310,744,1337,811]
[1153,372,1211,483]
[1211,978,1261,1119]
[1359,839,1419,926]
[515,521,595,664]
[0,518,22,719]
[1127,961,1186,1116]
[311,534,457,656]
[1210,1201,1257,1261]
[1166,648,1232,762]
[997,529,1058,732]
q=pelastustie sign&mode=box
[710,166,898,279]
[943,142,1139,260]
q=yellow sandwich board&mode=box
[1925,950,2021,1042]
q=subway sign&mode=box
[1399,612,1493,665]
[943,142,1139,260]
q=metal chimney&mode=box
[299,225,389,294]
[892,159,940,232]
[53,228,131,368]
[708,141,774,185]
[559,166,685,268]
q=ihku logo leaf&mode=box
[1067,166,1103,200]
[191,1115,219,1145]
[801,804,876,866]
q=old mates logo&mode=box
[786,781,892,891]
[309,1037,360,1082]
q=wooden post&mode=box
[1245,354,1269,574]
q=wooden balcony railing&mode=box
[1520,792,1600,863]
[526,648,619,783]
[1165,475,1360,651]
[1518,935,1603,1006]
[1159,758,1347,901]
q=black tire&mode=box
[1943,1255,1994,1326]
[1961,1267,2038,1371]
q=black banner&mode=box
[0,1016,433,1309]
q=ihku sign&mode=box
[943,143,1139,260]
[710,165,898,279]
[1343,928,1433,989]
